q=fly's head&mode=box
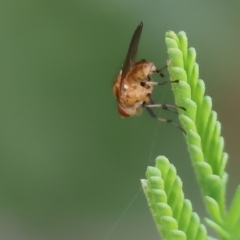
[142,61,157,78]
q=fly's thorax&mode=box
[116,81,150,117]
[122,83,151,103]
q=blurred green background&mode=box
[1,1,240,239]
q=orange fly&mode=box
[113,22,185,131]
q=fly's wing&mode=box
[120,22,143,92]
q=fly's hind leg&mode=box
[145,103,186,113]
[148,94,155,104]
[145,94,186,113]
[143,102,186,134]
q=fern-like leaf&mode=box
[141,156,207,240]
[165,30,240,240]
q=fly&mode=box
[113,22,185,132]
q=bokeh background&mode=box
[1,1,240,239]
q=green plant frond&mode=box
[204,218,229,239]
[225,186,240,232]
[141,156,207,240]
[165,30,240,240]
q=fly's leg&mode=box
[143,102,186,134]
[147,94,155,104]
[146,94,186,113]
[145,103,186,113]
[147,80,179,85]
[143,75,179,86]
[142,75,179,87]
